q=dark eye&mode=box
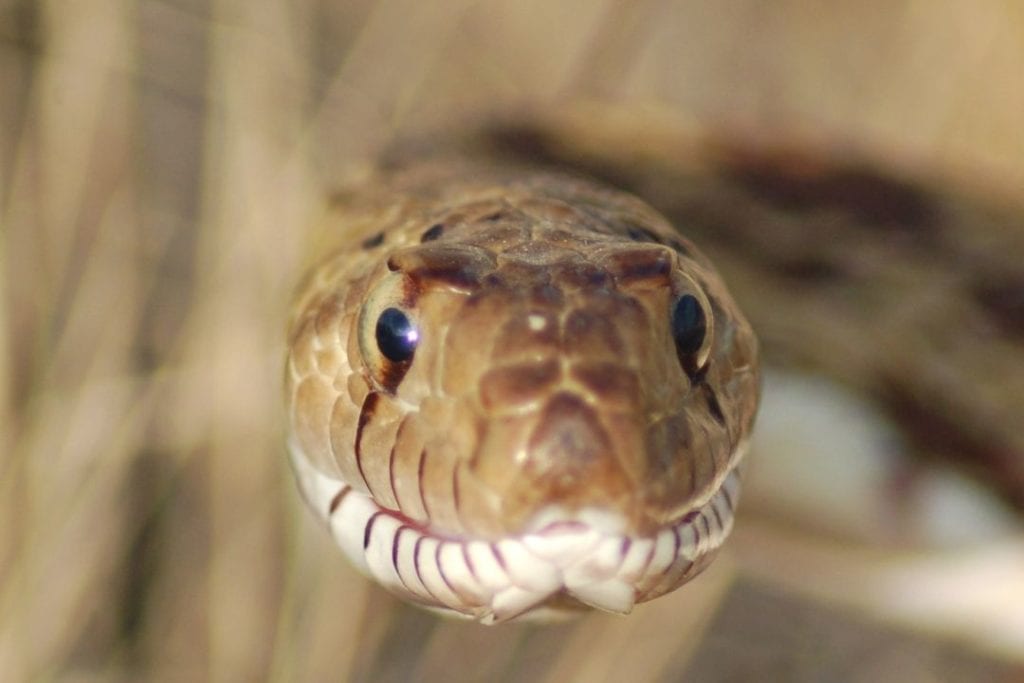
[672,294,706,359]
[375,307,419,362]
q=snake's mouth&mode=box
[289,437,745,624]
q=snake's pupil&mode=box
[672,294,706,357]
[376,308,419,362]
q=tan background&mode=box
[2,1,1023,680]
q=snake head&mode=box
[286,162,759,621]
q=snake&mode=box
[285,107,1024,624]
[285,142,760,623]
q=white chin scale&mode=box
[289,440,739,624]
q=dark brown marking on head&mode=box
[551,262,612,291]
[377,354,413,395]
[971,274,1024,342]
[701,382,726,426]
[570,362,640,404]
[361,231,385,249]
[603,248,673,285]
[389,422,411,507]
[412,264,481,289]
[387,444,399,508]
[417,448,430,520]
[355,392,380,492]
[480,359,561,410]
[328,487,351,515]
[421,223,445,242]
[451,463,463,528]
[482,211,509,222]
[390,245,494,291]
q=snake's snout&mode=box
[514,390,638,508]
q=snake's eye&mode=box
[672,295,705,354]
[375,307,418,362]
[672,294,708,374]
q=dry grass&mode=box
[2,1,1023,680]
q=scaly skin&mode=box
[285,158,759,621]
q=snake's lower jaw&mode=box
[290,437,742,623]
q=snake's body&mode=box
[286,108,1024,623]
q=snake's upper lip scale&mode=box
[290,436,741,623]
